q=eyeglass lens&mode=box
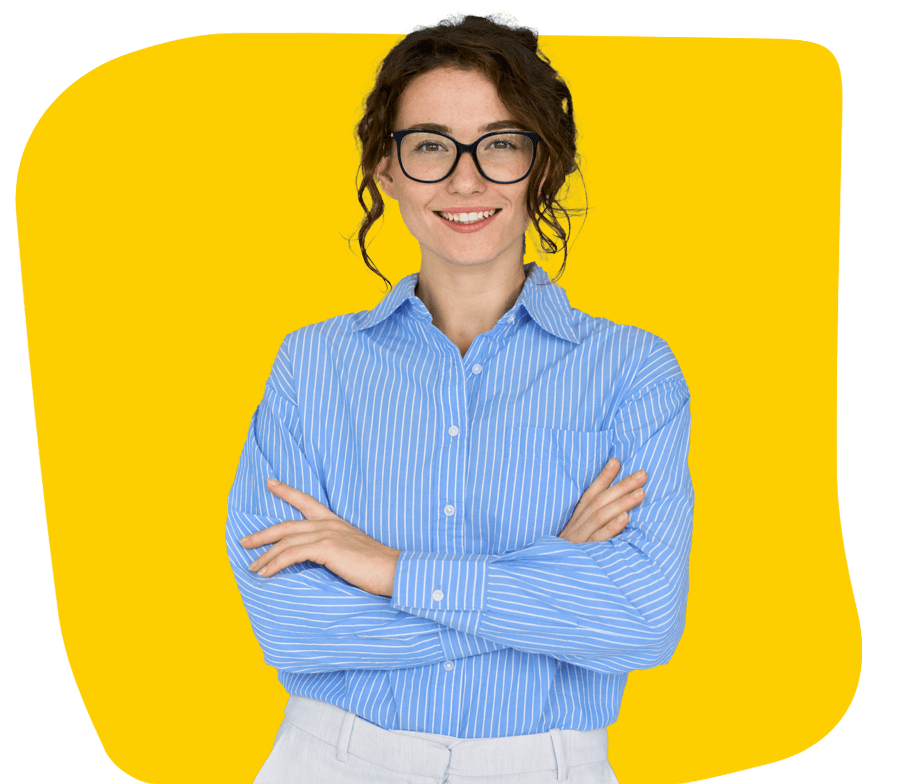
[400,132,535,183]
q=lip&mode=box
[438,206,497,214]
[435,210,501,234]
[435,208,501,234]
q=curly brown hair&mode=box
[355,14,582,289]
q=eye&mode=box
[491,139,515,149]
[414,141,447,153]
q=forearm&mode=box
[391,392,693,673]
[391,529,691,673]
[229,503,506,671]
[228,378,506,672]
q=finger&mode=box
[593,486,645,526]
[560,510,628,545]
[586,512,631,542]
[563,486,645,542]
[569,467,645,529]
[243,523,292,572]
[240,519,320,549]
[239,521,288,549]
[266,478,325,518]
[568,458,621,524]
[588,469,647,513]
[249,531,327,576]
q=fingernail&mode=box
[267,478,279,487]
[606,458,617,469]
[258,567,267,576]
[239,536,250,544]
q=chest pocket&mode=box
[487,426,616,554]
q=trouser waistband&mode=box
[283,695,610,780]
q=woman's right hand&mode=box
[558,459,647,544]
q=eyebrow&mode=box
[406,120,525,133]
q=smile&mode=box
[436,209,499,224]
[435,208,502,234]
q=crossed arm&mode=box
[241,457,647,595]
[227,337,692,675]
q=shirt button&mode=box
[471,364,482,375]
[432,589,444,601]
[448,425,460,437]
[444,504,455,516]
[442,661,455,671]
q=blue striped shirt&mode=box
[226,262,693,738]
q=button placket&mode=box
[438,348,465,552]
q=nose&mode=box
[447,149,486,194]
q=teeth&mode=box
[439,209,498,224]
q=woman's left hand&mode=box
[239,479,401,597]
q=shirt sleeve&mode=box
[226,334,505,674]
[390,343,694,675]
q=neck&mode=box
[415,257,527,358]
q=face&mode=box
[375,67,533,273]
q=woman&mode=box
[227,14,693,784]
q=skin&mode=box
[376,67,535,357]
[240,66,648,596]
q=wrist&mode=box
[375,547,401,597]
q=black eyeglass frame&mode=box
[389,129,542,185]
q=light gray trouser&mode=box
[253,695,619,784]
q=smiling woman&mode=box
[354,14,580,291]
[226,14,693,784]
[374,68,536,299]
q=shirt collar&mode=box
[352,262,579,344]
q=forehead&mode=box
[396,67,512,129]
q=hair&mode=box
[354,14,583,289]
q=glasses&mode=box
[389,129,541,184]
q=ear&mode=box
[375,155,398,200]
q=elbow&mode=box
[662,627,685,666]
[639,577,690,668]
[646,608,687,668]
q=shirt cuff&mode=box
[438,627,503,660]
[391,551,492,613]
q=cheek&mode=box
[510,190,532,230]
[393,193,436,243]
[509,184,531,217]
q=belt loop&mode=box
[549,728,567,782]
[336,712,357,762]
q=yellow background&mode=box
[17,34,857,784]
